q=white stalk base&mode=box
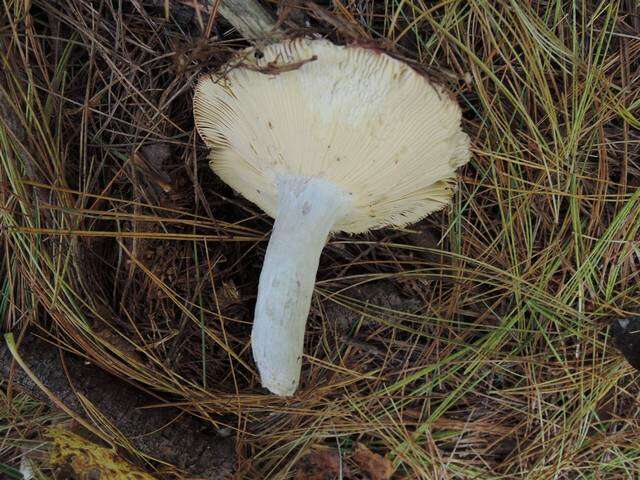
[252,175,351,395]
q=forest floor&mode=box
[1,1,639,479]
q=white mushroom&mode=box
[194,38,470,396]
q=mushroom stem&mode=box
[252,175,351,395]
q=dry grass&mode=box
[1,0,639,478]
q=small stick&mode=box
[215,0,284,42]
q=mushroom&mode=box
[194,38,470,396]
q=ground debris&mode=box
[611,316,640,370]
[131,144,174,194]
[50,428,155,480]
[0,336,235,478]
[352,443,392,480]
[238,54,318,75]
[294,443,392,480]
[295,447,350,480]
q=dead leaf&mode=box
[49,428,155,480]
[131,144,173,193]
[295,448,350,480]
[353,443,392,480]
[611,316,640,370]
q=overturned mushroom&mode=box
[194,38,470,396]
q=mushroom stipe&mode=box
[194,38,470,396]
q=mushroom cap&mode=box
[194,38,470,233]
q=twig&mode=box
[214,0,284,41]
